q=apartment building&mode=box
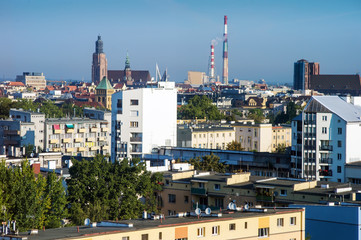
[177,124,235,150]
[44,118,110,157]
[15,72,47,90]
[291,96,361,182]
[233,122,272,152]
[111,82,177,161]
[8,208,305,240]
[159,170,361,216]
[271,124,292,152]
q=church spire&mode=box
[95,35,103,54]
[125,52,130,69]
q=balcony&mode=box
[256,195,274,202]
[90,146,99,151]
[90,128,98,133]
[49,139,59,144]
[320,145,333,151]
[101,128,108,132]
[52,148,61,152]
[78,128,86,133]
[66,148,73,153]
[130,137,142,142]
[66,128,74,133]
[53,129,62,134]
[319,170,333,176]
[319,158,333,164]
[304,133,316,138]
[191,188,207,196]
[86,138,95,142]
[304,120,316,125]
[131,147,142,153]
[74,138,82,143]
[98,137,105,141]
[63,138,71,143]
[78,147,85,152]
[4,130,20,136]
[304,158,316,163]
[102,146,109,150]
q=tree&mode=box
[226,141,244,151]
[247,109,265,123]
[177,95,224,120]
[40,101,64,118]
[188,154,227,173]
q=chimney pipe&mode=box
[222,15,229,85]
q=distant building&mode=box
[95,76,114,110]
[91,35,108,85]
[293,59,319,91]
[15,72,47,90]
[111,82,177,161]
[186,71,208,85]
[309,74,361,95]
[271,125,292,152]
[233,122,272,152]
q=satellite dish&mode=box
[195,208,201,215]
[205,208,211,215]
[231,203,237,210]
[244,204,249,210]
[227,203,233,210]
[65,160,69,164]
[84,218,90,226]
[30,153,34,158]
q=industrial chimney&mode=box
[222,15,229,85]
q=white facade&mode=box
[16,72,47,90]
[111,83,177,161]
[292,96,361,182]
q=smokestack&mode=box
[222,15,229,85]
[209,44,215,82]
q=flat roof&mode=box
[45,118,105,124]
[19,208,303,240]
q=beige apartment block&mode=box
[271,125,292,152]
[186,71,207,85]
[14,207,305,240]
[233,122,272,152]
[177,125,235,150]
[16,72,47,90]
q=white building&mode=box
[111,82,177,161]
[291,96,361,182]
[16,72,47,90]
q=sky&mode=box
[1,0,361,84]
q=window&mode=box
[322,127,327,134]
[122,237,129,240]
[197,227,205,237]
[168,194,176,203]
[141,234,148,240]
[229,223,236,231]
[338,153,342,160]
[130,99,139,105]
[338,141,342,148]
[184,196,189,203]
[194,134,197,138]
[322,116,327,121]
[212,226,220,235]
[245,222,248,229]
[290,217,296,225]
[159,232,162,240]
[280,189,287,196]
[338,128,342,135]
[130,110,139,117]
[258,228,269,237]
[337,166,342,173]
[277,218,284,227]
[199,183,204,188]
[214,184,220,190]
[130,121,138,128]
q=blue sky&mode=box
[1,0,360,83]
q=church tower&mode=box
[95,76,114,110]
[124,53,133,82]
[92,35,108,85]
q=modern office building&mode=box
[15,72,47,90]
[91,35,108,85]
[177,124,235,149]
[293,59,319,91]
[111,82,177,161]
[3,207,305,240]
[291,96,361,182]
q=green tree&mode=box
[247,109,265,123]
[188,154,227,173]
[177,95,224,120]
[40,101,64,118]
[226,141,244,151]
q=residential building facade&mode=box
[15,72,47,90]
[233,122,272,152]
[111,82,177,161]
[271,125,292,152]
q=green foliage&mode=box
[274,144,287,154]
[247,109,265,123]
[66,155,162,225]
[188,154,227,173]
[274,102,302,125]
[226,141,244,151]
[40,101,64,118]
[177,95,224,120]
[24,144,35,158]
[62,102,84,117]
[0,160,67,231]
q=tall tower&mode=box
[293,59,320,90]
[95,76,114,110]
[92,35,108,85]
[222,15,229,85]
[124,53,132,82]
[208,44,216,82]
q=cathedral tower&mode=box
[92,35,108,85]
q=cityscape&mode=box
[1,0,361,240]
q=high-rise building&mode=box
[291,96,361,182]
[293,59,319,91]
[91,35,108,85]
[111,82,177,162]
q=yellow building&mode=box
[271,125,292,152]
[15,208,305,240]
[233,122,272,152]
[95,76,115,110]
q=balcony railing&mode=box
[256,195,274,202]
[304,120,316,125]
[130,137,142,142]
[131,147,142,153]
[319,170,332,176]
[3,130,20,136]
[191,188,207,195]
[320,145,333,151]
[304,158,316,163]
[304,145,316,150]
[304,133,316,138]
[319,158,333,164]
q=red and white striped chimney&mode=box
[222,15,229,85]
[210,44,215,80]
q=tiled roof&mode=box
[8,82,25,87]
[310,74,361,91]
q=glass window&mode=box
[229,223,236,231]
[212,226,220,235]
[277,218,284,227]
[290,217,296,225]
[130,99,139,105]
[258,228,269,237]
